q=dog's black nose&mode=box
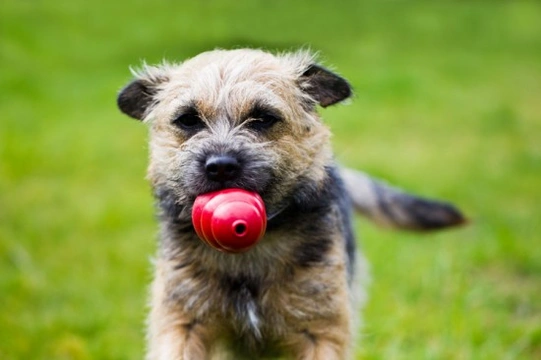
[205,155,241,182]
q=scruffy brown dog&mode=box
[117,49,464,360]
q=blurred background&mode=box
[1,0,540,359]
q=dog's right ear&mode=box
[117,66,170,120]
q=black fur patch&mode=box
[335,174,357,280]
[154,186,199,257]
[400,196,466,230]
[269,166,357,275]
[294,228,333,268]
[154,187,190,227]
[220,274,261,302]
[220,274,263,339]
[154,187,201,258]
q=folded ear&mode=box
[300,64,352,107]
[117,80,154,120]
[117,65,170,120]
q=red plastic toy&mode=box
[192,189,267,253]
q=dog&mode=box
[116,48,465,359]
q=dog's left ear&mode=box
[117,79,156,120]
[300,64,352,107]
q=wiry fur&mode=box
[340,168,466,231]
[117,48,465,360]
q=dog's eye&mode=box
[172,113,204,131]
[249,112,281,131]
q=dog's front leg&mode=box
[146,318,209,360]
[146,263,211,360]
[287,328,351,360]
[146,319,210,360]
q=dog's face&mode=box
[117,49,351,215]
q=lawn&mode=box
[1,0,540,359]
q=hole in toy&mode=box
[233,221,247,236]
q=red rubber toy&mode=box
[192,189,267,253]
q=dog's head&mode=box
[117,49,351,215]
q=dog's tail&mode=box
[340,167,467,231]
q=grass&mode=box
[1,0,540,359]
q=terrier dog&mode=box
[117,49,464,359]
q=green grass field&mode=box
[1,0,540,359]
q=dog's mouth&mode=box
[189,185,294,253]
[184,166,270,199]
[191,186,288,222]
